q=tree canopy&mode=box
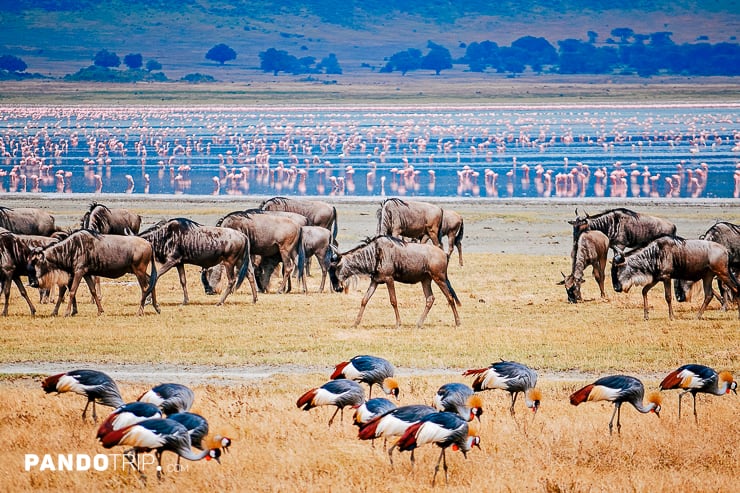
[206,43,237,65]
[123,53,143,70]
[93,49,120,68]
[0,54,27,72]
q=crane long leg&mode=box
[155,451,163,480]
[327,407,341,427]
[678,391,686,419]
[510,392,519,416]
[691,392,699,423]
[82,399,91,420]
[608,403,620,435]
[432,449,445,487]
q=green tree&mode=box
[611,27,634,44]
[259,48,297,75]
[421,41,452,75]
[123,53,143,70]
[145,59,162,72]
[382,48,422,75]
[0,54,27,72]
[318,53,342,74]
[206,43,237,65]
[93,49,120,68]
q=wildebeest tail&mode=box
[331,206,338,245]
[144,247,158,298]
[437,209,444,246]
[235,237,252,291]
[728,263,740,295]
[293,229,304,283]
[454,218,464,248]
[446,278,461,306]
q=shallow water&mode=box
[1,104,738,199]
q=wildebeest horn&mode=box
[556,271,567,285]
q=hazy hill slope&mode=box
[0,0,737,79]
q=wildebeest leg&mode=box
[416,278,435,328]
[65,273,86,317]
[176,264,189,304]
[432,275,461,326]
[640,281,659,320]
[318,254,328,293]
[693,276,716,320]
[217,262,236,306]
[354,280,379,328]
[385,279,402,329]
[662,279,674,320]
[83,275,105,315]
[595,260,607,298]
[276,250,295,294]
[713,269,740,319]
[12,276,36,316]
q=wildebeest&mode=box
[138,218,256,305]
[29,230,159,316]
[376,198,444,248]
[0,231,42,315]
[676,221,740,305]
[81,202,142,234]
[260,196,338,242]
[215,210,304,294]
[421,208,464,266]
[558,230,609,303]
[252,225,334,293]
[328,235,461,329]
[0,206,57,236]
[611,236,740,320]
[569,208,676,255]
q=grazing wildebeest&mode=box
[0,231,42,315]
[252,225,333,293]
[376,198,444,248]
[558,230,609,303]
[138,218,256,305]
[81,202,142,234]
[328,236,461,329]
[0,206,57,236]
[611,236,740,320]
[421,209,464,266]
[676,221,740,306]
[569,208,676,256]
[260,196,338,242]
[29,230,159,316]
[215,210,304,294]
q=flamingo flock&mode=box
[1,105,738,198]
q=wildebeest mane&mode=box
[261,197,289,207]
[702,221,740,239]
[140,217,202,236]
[586,208,638,219]
[376,198,410,234]
[216,209,265,226]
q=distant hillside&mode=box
[0,0,737,80]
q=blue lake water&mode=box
[1,104,738,199]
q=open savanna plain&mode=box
[0,195,738,492]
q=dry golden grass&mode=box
[0,251,738,492]
[1,373,737,493]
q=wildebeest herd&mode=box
[0,200,738,323]
[562,207,740,320]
